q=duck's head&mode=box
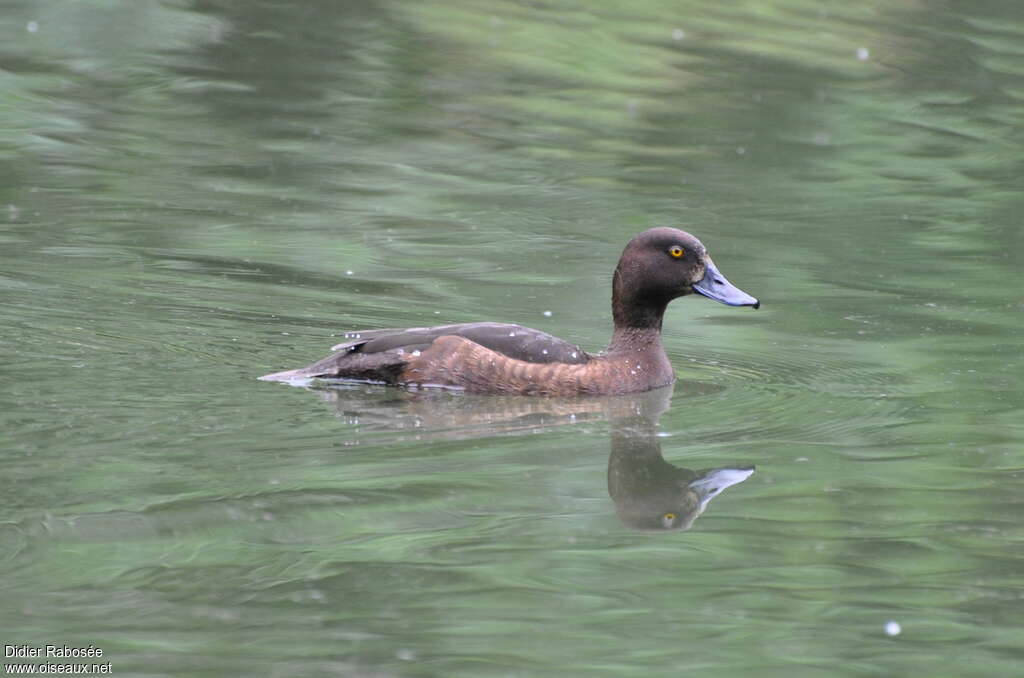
[612,227,758,328]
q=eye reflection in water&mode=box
[307,380,754,531]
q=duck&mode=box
[260,227,759,395]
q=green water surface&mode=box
[2,1,1022,676]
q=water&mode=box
[2,1,1023,675]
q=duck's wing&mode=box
[336,322,590,364]
[260,322,591,382]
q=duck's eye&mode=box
[662,512,677,522]
[668,246,685,259]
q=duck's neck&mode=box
[607,270,669,354]
[607,324,665,354]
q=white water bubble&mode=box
[26,21,39,33]
[856,47,870,61]
[884,620,901,636]
[671,28,685,41]
[542,310,552,317]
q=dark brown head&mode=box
[611,227,758,329]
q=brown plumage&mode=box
[400,334,671,396]
[261,228,759,395]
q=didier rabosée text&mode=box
[5,645,104,658]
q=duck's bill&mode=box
[693,258,760,308]
[689,466,756,511]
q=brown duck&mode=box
[261,228,759,395]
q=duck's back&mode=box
[332,322,588,364]
[260,322,596,392]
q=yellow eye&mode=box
[663,512,677,521]
[669,246,685,258]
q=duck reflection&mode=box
[608,423,754,532]
[308,380,753,531]
[593,384,754,532]
[305,380,712,442]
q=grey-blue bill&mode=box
[693,258,760,308]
